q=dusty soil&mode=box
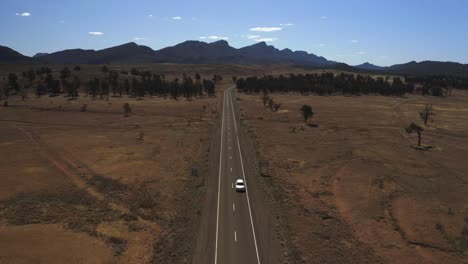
[237,90,468,263]
[0,88,219,263]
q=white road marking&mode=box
[234,231,237,242]
[230,156,232,159]
[228,88,261,264]
[232,183,233,189]
[214,88,228,264]
[231,167,233,172]
[233,203,235,212]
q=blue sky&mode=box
[1,0,468,66]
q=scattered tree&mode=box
[300,104,314,124]
[7,73,19,94]
[60,67,71,80]
[80,104,88,112]
[268,98,274,110]
[406,122,424,146]
[419,104,434,126]
[273,102,281,112]
[262,92,269,106]
[123,102,131,117]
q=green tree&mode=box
[300,104,314,124]
[405,122,424,146]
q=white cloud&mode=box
[321,16,327,19]
[280,23,294,26]
[351,39,359,43]
[16,12,31,17]
[59,20,65,23]
[173,16,182,20]
[247,35,261,39]
[133,37,145,41]
[148,14,153,18]
[254,38,278,42]
[200,35,229,40]
[88,32,104,35]
[319,43,325,47]
[250,27,282,32]
[357,51,366,55]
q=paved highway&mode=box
[214,87,260,264]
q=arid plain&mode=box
[0,84,219,263]
[0,64,467,263]
[238,90,468,263]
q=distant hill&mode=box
[154,40,243,64]
[33,40,334,66]
[354,62,384,71]
[386,61,468,76]
[33,53,49,58]
[36,48,95,64]
[36,42,157,64]
[239,41,330,65]
[2,42,468,76]
[0,45,35,63]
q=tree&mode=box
[268,98,274,110]
[419,104,434,126]
[262,92,269,106]
[60,67,71,80]
[25,69,36,85]
[36,81,46,97]
[130,68,139,75]
[123,102,131,117]
[405,122,424,146]
[300,104,314,124]
[101,65,109,74]
[273,102,281,112]
[7,73,19,95]
[74,65,81,71]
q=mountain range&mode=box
[1,41,468,76]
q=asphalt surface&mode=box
[214,87,260,264]
[193,86,283,264]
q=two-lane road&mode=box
[215,87,260,264]
[193,86,283,264]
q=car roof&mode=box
[236,179,244,183]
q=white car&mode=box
[235,179,245,192]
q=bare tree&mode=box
[419,104,434,126]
